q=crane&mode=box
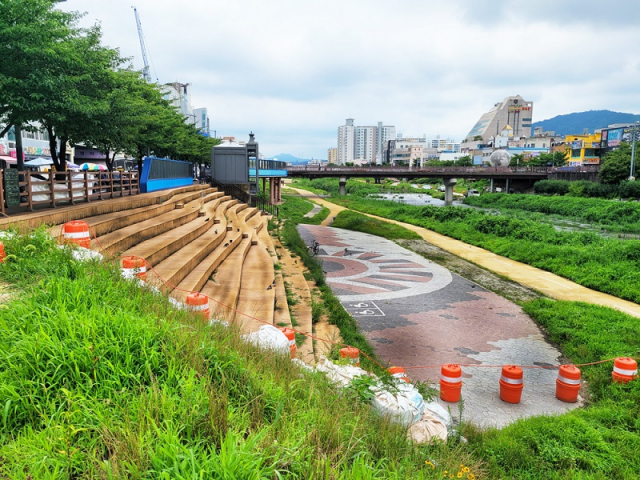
[132,6,152,82]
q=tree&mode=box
[509,154,524,166]
[456,155,473,166]
[599,143,633,184]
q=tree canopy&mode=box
[0,0,217,172]
[599,144,634,184]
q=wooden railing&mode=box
[0,169,139,215]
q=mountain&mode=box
[532,110,640,136]
[270,153,319,165]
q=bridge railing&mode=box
[286,165,599,175]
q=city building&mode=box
[599,123,640,159]
[327,147,338,164]
[0,123,66,164]
[564,132,602,166]
[336,119,395,165]
[193,107,210,135]
[465,95,534,143]
[337,118,355,164]
[355,125,377,164]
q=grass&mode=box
[0,227,479,478]
[331,210,421,240]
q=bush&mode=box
[619,180,640,199]
[533,180,570,195]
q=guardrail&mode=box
[0,169,139,215]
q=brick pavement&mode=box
[298,224,584,429]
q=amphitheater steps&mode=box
[122,195,226,267]
[49,187,219,239]
[234,228,276,333]
[89,196,210,255]
[201,237,252,323]
[151,202,243,292]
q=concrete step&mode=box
[91,195,209,255]
[122,196,228,267]
[151,203,244,292]
[235,232,275,333]
[49,186,218,239]
[201,237,253,322]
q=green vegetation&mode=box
[470,300,640,479]
[464,193,640,233]
[0,227,480,478]
[0,0,215,172]
[328,196,640,303]
[332,210,421,240]
[533,179,640,199]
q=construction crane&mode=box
[132,6,152,82]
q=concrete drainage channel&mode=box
[298,224,584,429]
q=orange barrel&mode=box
[612,357,638,384]
[186,292,210,320]
[279,327,297,358]
[120,256,147,280]
[388,366,410,383]
[440,364,462,402]
[499,365,524,404]
[556,365,581,403]
[0,242,5,263]
[340,347,360,366]
[63,221,91,248]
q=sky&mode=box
[60,0,640,160]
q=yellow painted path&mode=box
[288,187,640,318]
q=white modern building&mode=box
[465,95,534,143]
[193,107,210,135]
[355,125,377,164]
[376,122,396,164]
[337,118,355,164]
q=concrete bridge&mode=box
[287,165,555,205]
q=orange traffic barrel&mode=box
[0,242,5,263]
[556,365,581,403]
[612,357,638,384]
[279,327,297,358]
[499,365,524,404]
[120,256,147,280]
[63,221,91,248]
[340,347,360,366]
[388,366,410,383]
[186,292,210,320]
[440,364,462,402]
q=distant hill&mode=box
[532,110,640,136]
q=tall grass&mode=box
[0,228,478,478]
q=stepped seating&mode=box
[38,184,331,361]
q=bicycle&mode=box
[307,240,320,256]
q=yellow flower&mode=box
[469,475,476,480]
[457,473,463,478]
[463,467,470,473]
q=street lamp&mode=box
[630,121,638,181]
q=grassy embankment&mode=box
[301,184,640,304]
[0,227,483,478]
[465,193,640,234]
[291,179,640,478]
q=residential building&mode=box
[327,147,338,164]
[465,95,534,143]
[355,125,377,164]
[337,118,355,165]
[376,122,396,164]
[431,136,461,153]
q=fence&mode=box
[206,177,279,217]
[0,169,139,215]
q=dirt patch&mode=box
[397,239,541,304]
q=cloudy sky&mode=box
[61,0,640,159]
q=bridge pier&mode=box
[443,178,457,206]
[339,177,347,196]
[490,178,494,193]
[505,178,510,194]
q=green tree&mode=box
[456,155,473,166]
[509,153,524,166]
[599,143,633,184]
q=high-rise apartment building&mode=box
[327,147,338,164]
[337,118,355,165]
[337,119,395,165]
[355,126,377,163]
[465,95,534,142]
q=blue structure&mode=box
[140,157,193,193]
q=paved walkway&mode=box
[289,187,640,318]
[298,225,582,428]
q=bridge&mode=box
[287,165,554,205]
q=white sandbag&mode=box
[423,401,453,429]
[57,244,103,262]
[292,358,314,372]
[168,296,187,310]
[315,358,372,388]
[407,409,448,444]
[242,325,290,355]
[370,382,425,427]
